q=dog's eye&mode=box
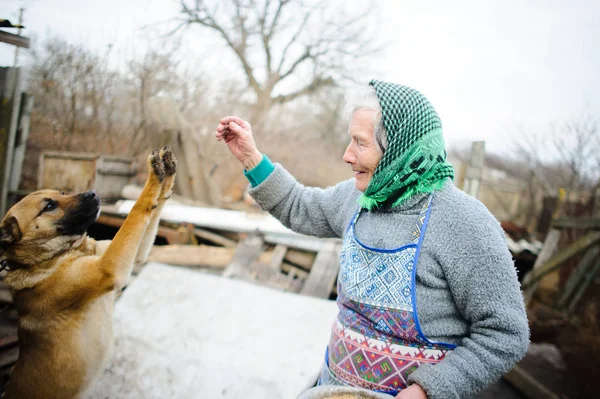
[43,201,57,212]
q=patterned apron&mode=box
[318,194,455,395]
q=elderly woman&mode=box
[215,80,529,399]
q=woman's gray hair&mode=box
[344,86,388,152]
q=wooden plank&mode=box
[40,151,99,161]
[552,217,600,230]
[523,229,560,305]
[567,258,600,314]
[193,228,237,247]
[0,30,30,48]
[283,248,315,271]
[263,233,330,252]
[503,365,559,399]
[268,244,287,271]
[223,234,264,279]
[557,246,599,309]
[148,245,235,269]
[522,231,600,289]
[300,242,340,298]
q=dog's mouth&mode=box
[56,194,101,236]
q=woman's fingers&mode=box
[216,121,236,140]
[228,121,246,134]
[216,116,252,144]
[216,122,227,133]
[215,124,227,140]
[220,116,249,129]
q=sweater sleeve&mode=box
[244,154,275,187]
[408,203,530,398]
[248,163,359,238]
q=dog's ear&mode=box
[0,216,22,248]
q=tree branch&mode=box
[276,9,312,75]
[180,0,262,94]
[273,76,334,104]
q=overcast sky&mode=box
[1,0,599,155]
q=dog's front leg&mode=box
[99,147,173,290]
[134,147,177,265]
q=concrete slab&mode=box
[85,263,339,399]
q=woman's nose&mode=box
[343,146,355,164]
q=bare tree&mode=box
[126,42,182,154]
[511,113,600,231]
[28,36,120,152]
[174,0,381,126]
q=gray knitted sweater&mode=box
[249,164,530,399]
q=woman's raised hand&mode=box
[216,116,263,170]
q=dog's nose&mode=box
[83,190,97,200]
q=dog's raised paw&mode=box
[160,145,177,177]
[149,149,165,182]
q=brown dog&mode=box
[0,146,176,399]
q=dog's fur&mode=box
[0,146,176,399]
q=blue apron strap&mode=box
[345,207,362,234]
[410,193,434,244]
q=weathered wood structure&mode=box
[522,217,600,311]
[0,67,32,216]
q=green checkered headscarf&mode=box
[358,80,454,210]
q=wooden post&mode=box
[6,92,33,209]
[462,141,485,198]
[0,67,23,216]
[522,229,560,306]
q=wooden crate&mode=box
[38,151,136,201]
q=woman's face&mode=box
[343,109,383,192]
